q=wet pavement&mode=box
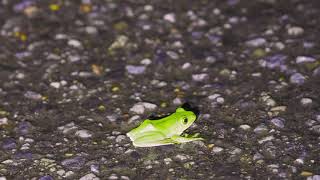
[0,0,320,179]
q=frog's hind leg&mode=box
[126,120,153,140]
[132,131,172,147]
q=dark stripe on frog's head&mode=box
[180,102,200,118]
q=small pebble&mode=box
[129,102,157,114]
[258,135,274,144]
[108,174,118,180]
[287,26,304,36]
[164,158,172,165]
[173,97,182,105]
[163,13,176,23]
[175,154,189,161]
[50,82,61,89]
[58,122,78,134]
[307,175,320,180]
[301,98,313,106]
[290,73,305,85]
[90,164,99,174]
[39,175,54,180]
[0,118,8,126]
[311,125,320,134]
[192,73,209,82]
[79,173,100,180]
[140,58,152,65]
[126,65,146,75]
[24,91,42,100]
[115,135,126,143]
[205,56,217,64]
[270,117,285,129]
[294,158,304,165]
[313,67,320,77]
[212,147,224,154]
[254,124,268,135]
[182,62,191,69]
[239,124,251,131]
[296,56,316,64]
[68,39,82,48]
[75,130,93,139]
[245,37,266,47]
[61,156,86,170]
[85,26,98,34]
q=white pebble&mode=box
[115,135,127,143]
[245,38,266,47]
[128,115,140,124]
[294,158,304,165]
[258,135,274,144]
[140,58,152,65]
[164,158,172,165]
[85,26,98,35]
[307,175,320,180]
[126,65,146,75]
[296,56,316,64]
[129,102,157,114]
[144,5,153,11]
[287,26,304,36]
[239,124,251,131]
[24,91,42,100]
[50,82,61,89]
[142,102,157,110]
[0,118,9,126]
[79,173,100,180]
[75,130,92,139]
[216,97,225,104]
[301,98,312,106]
[205,56,217,64]
[208,94,221,100]
[182,62,191,69]
[130,104,145,114]
[163,13,176,23]
[192,73,209,82]
[68,39,82,48]
[212,147,224,153]
[173,97,182,105]
[175,154,189,161]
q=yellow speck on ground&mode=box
[41,96,48,101]
[112,86,120,92]
[300,171,313,177]
[14,32,27,41]
[98,105,106,111]
[80,4,92,13]
[64,153,73,157]
[91,64,103,76]
[160,102,167,108]
[207,144,215,148]
[49,4,60,11]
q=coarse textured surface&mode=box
[0,0,320,179]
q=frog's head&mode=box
[175,107,197,132]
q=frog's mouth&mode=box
[181,102,200,119]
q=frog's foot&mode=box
[182,133,202,138]
[171,135,204,143]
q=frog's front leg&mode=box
[171,134,204,143]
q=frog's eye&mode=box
[182,117,188,124]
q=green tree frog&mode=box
[127,107,203,147]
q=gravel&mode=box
[0,0,319,179]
